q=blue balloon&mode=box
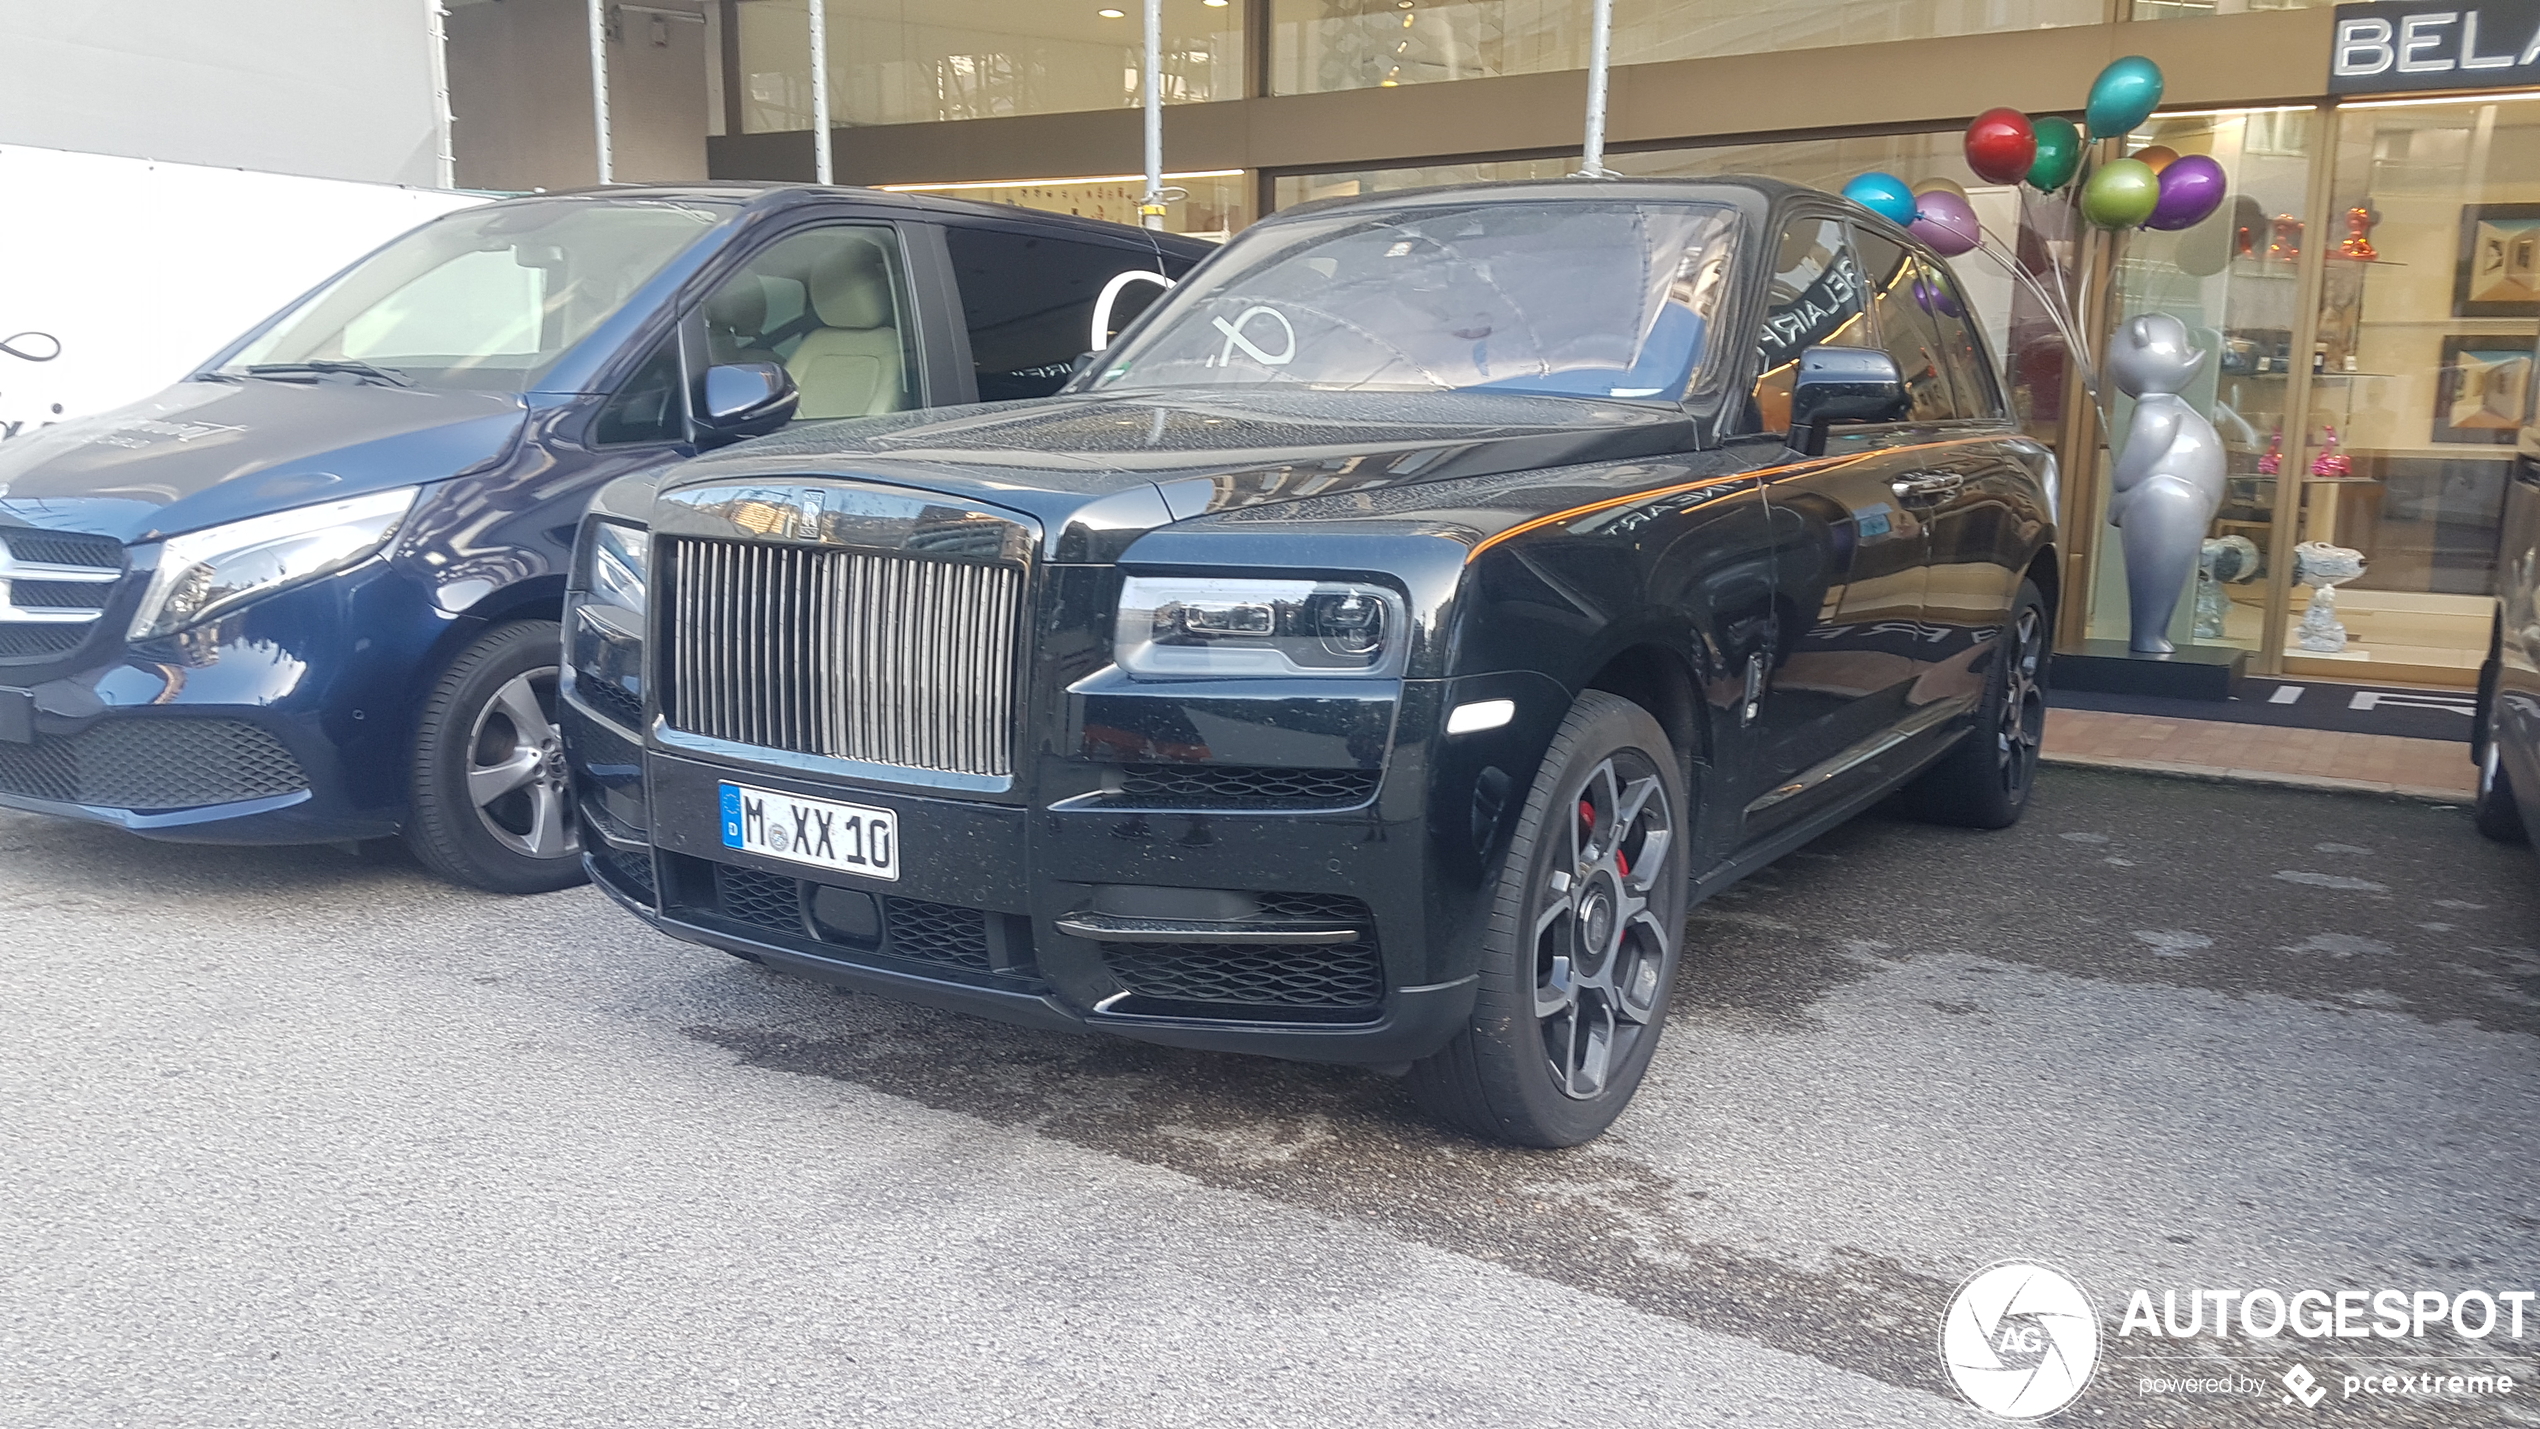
[1842,172,1917,228]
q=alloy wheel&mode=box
[1532,752,1676,1100]
[466,666,578,861]
[1996,606,2046,796]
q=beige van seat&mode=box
[787,243,908,419]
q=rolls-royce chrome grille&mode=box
[665,538,1024,778]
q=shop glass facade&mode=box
[2086,107,2320,660]
[2291,95,2540,681]
[1269,0,2103,95]
[881,170,1254,242]
[734,0,1244,130]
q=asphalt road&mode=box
[3,767,2535,1428]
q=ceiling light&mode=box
[1204,0,1230,7]
[1097,7,1124,15]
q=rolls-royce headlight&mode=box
[127,487,418,640]
[565,518,649,726]
[1114,576,1406,678]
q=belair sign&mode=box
[2332,0,2540,93]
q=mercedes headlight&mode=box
[1114,576,1406,678]
[565,518,649,724]
[127,487,418,640]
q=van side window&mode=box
[1852,229,1957,423]
[692,225,919,421]
[1749,217,1871,435]
[1915,258,2006,420]
[592,333,684,446]
[944,226,1171,401]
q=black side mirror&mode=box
[1789,346,1907,456]
[695,362,799,444]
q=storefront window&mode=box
[882,171,1252,242]
[1271,0,2102,96]
[2085,108,2319,659]
[737,0,1243,131]
[2286,96,2540,683]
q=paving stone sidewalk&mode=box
[2041,707,2477,802]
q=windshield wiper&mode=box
[241,360,413,388]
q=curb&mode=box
[2040,751,2472,805]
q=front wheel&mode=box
[405,620,588,894]
[1409,691,1689,1148]
[1900,579,2048,830]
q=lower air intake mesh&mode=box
[0,719,306,808]
[1112,764,1379,809]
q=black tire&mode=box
[2473,691,2530,845]
[405,620,589,895]
[1409,691,1689,1148]
[1900,579,2049,830]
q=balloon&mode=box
[2081,158,2162,228]
[1842,172,1917,227]
[1912,176,1968,200]
[1912,275,1965,318]
[1909,189,1983,257]
[2133,144,2179,174]
[2086,56,2165,139]
[2027,116,2083,192]
[1964,107,2038,184]
[2145,153,2227,231]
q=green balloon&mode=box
[2027,116,2083,192]
[2086,55,2165,139]
[2081,158,2162,229]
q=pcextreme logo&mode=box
[1941,1261,2102,1419]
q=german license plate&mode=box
[717,782,898,881]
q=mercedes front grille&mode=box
[665,538,1024,778]
[0,528,123,662]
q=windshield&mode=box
[221,197,735,391]
[1089,199,1736,402]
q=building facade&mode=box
[451,0,2540,686]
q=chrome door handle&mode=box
[1891,471,1964,502]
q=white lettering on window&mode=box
[2335,16,2396,75]
[2398,12,2460,73]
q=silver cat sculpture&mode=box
[2107,313,2227,654]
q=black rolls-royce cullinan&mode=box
[560,179,2060,1146]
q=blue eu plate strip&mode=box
[719,783,743,848]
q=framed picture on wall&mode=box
[2432,334,2533,444]
[2455,203,2540,316]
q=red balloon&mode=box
[1964,108,2038,185]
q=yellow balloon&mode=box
[1912,176,1969,200]
[2133,145,2179,174]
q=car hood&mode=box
[659,389,1703,558]
[0,379,527,544]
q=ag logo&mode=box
[1940,1261,2101,1419]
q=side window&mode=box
[1915,258,2006,420]
[1750,216,1870,434]
[592,332,684,446]
[944,226,1169,401]
[1853,229,1956,423]
[692,225,919,422]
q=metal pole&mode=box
[425,0,455,188]
[1577,0,1612,177]
[808,0,832,184]
[586,0,612,184]
[1140,0,1164,229]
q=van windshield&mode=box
[1088,199,1737,403]
[220,197,735,392]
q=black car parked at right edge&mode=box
[563,179,2059,1146]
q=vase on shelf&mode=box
[2309,425,2352,478]
[2335,205,2379,262]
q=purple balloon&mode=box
[1909,189,1982,257]
[2145,154,2227,232]
[1912,276,1965,318]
